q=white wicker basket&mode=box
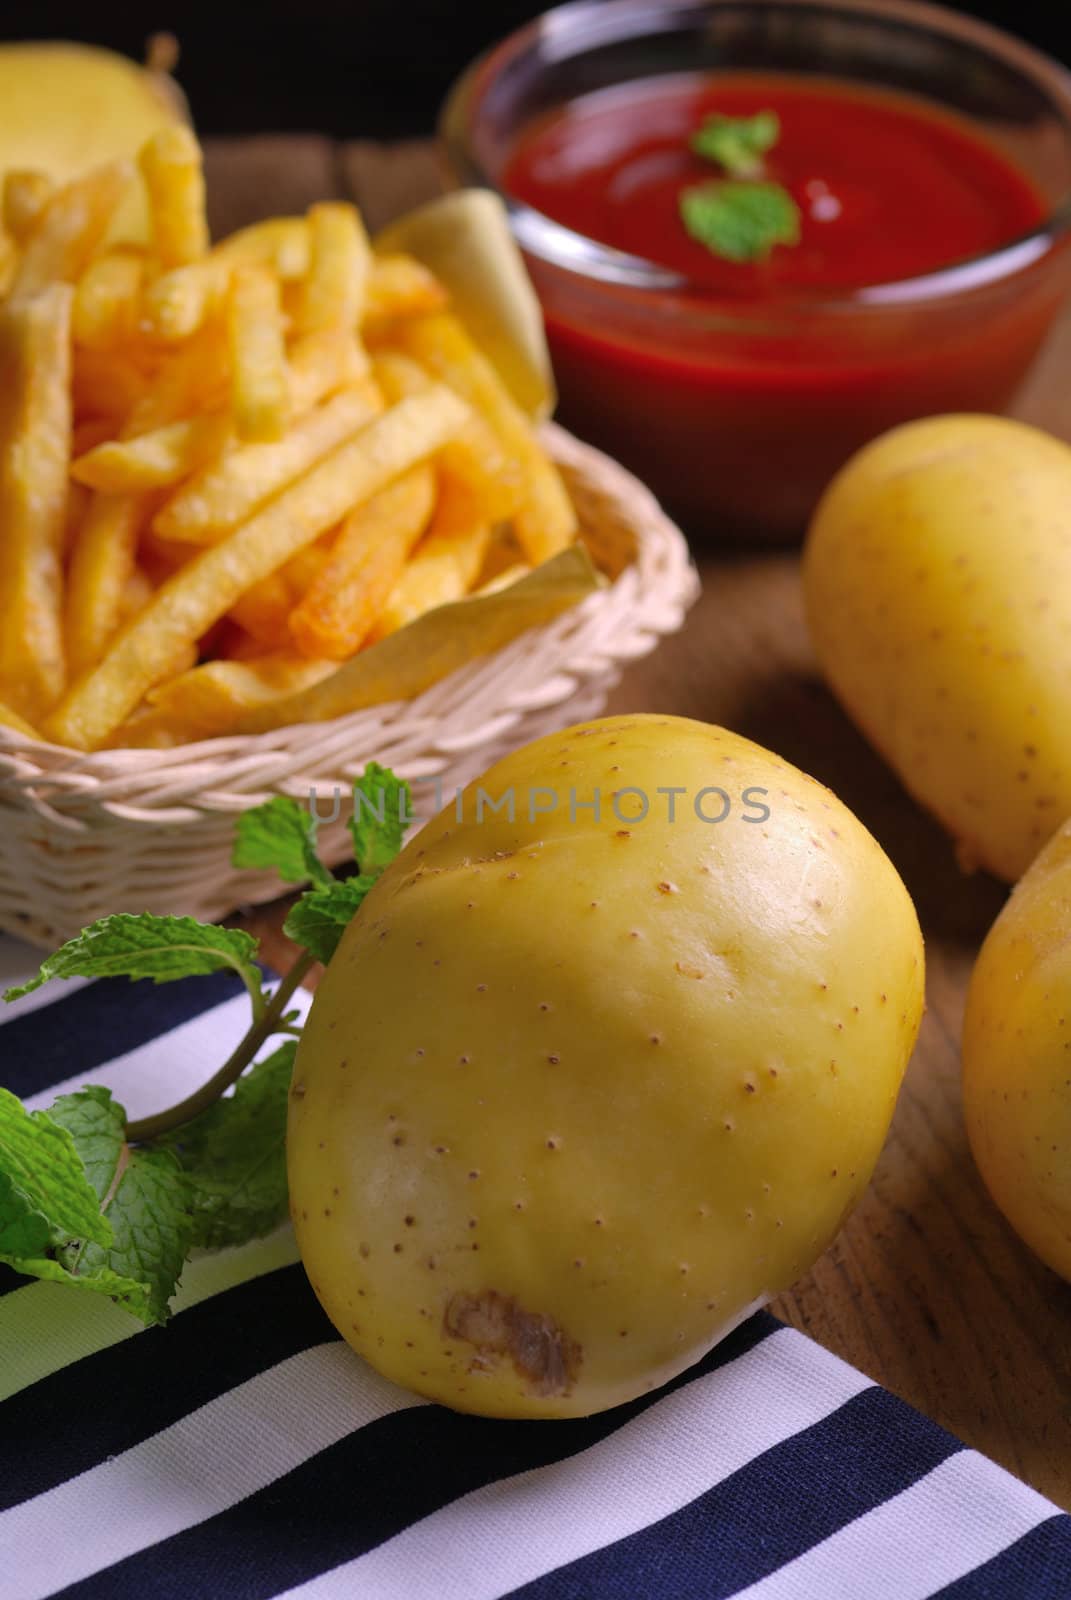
[0,425,698,947]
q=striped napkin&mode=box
[2,935,1069,1600]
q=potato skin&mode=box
[963,820,1071,1282]
[802,414,1071,882]
[289,715,924,1418]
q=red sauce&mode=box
[505,74,1045,293]
[501,73,1066,537]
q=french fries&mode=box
[388,312,577,563]
[44,386,470,748]
[0,126,585,750]
[227,265,289,442]
[289,464,437,659]
[64,493,148,675]
[297,202,371,334]
[368,475,493,640]
[154,379,383,543]
[0,285,72,719]
[138,126,208,269]
[72,415,231,492]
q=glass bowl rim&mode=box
[439,0,1071,315]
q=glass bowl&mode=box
[441,0,1071,541]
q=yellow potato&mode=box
[962,818,1071,1282]
[803,415,1071,882]
[289,714,925,1418]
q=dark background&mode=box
[1,1,1070,137]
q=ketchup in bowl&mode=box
[499,70,1066,538]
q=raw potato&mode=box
[803,414,1071,882]
[289,714,924,1418]
[963,819,1071,1282]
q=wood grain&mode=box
[218,136,1071,1509]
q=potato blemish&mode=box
[442,1289,582,1397]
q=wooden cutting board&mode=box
[210,134,1071,1509]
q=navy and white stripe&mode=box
[1,936,1068,1600]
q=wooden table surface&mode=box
[210,134,1071,1510]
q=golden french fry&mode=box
[72,414,231,493]
[229,569,296,646]
[64,493,149,675]
[0,230,17,298]
[12,161,133,297]
[227,265,289,442]
[124,317,230,435]
[144,218,311,341]
[288,327,370,412]
[3,170,53,243]
[392,312,577,563]
[0,700,41,739]
[111,653,336,748]
[369,475,492,640]
[0,285,72,719]
[289,464,437,660]
[138,125,209,268]
[64,479,91,556]
[362,253,450,329]
[236,545,600,734]
[153,379,382,543]
[72,250,146,350]
[44,385,470,749]
[372,349,524,523]
[296,202,371,334]
[118,565,154,623]
[71,347,148,423]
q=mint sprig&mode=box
[0,763,414,1326]
[4,914,263,1005]
[691,110,780,179]
[680,180,801,264]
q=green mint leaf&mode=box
[3,913,262,1002]
[349,762,411,876]
[0,1087,150,1317]
[284,877,376,966]
[162,1042,296,1249]
[232,794,332,888]
[2,1084,193,1325]
[680,180,800,263]
[691,110,780,178]
[59,1139,194,1325]
[0,1087,112,1255]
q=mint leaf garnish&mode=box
[232,794,332,887]
[679,180,800,263]
[350,762,411,876]
[3,914,262,1002]
[284,877,375,966]
[32,1085,192,1324]
[162,1042,296,1249]
[0,1087,112,1258]
[0,1085,190,1323]
[692,110,780,179]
